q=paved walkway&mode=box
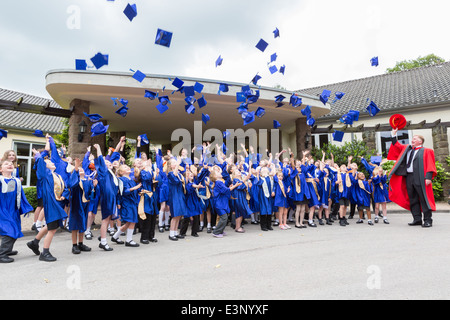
[2,210,450,301]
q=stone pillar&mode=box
[68,99,106,159]
[295,118,311,159]
[362,130,377,154]
[432,124,450,194]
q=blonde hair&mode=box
[1,150,17,167]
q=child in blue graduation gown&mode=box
[155,150,171,233]
[289,156,311,229]
[27,146,70,262]
[82,146,101,240]
[256,167,275,231]
[93,144,122,251]
[167,158,187,241]
[180,166,203,237]
[335,164,353,226]
[68,158,96,254]
[196,165,214,233]
[112,164,142,247]
[0,160,34,263]
[317,164,333,225]
[230,169,253,233]
[138,161,159,244]
[210,170,241,238]
[273,167,291,230]
[350,172,374,225]
[371,167,390,224]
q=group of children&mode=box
[0,136,391,263]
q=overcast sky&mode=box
[1,0,450,100]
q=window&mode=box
[13,141,45,187]
[379,130,410,157]
[312,134,330,149]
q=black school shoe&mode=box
[99,243,113,251]
[39,251,57,262]
[27,240,40,256]
[0,256,14,263]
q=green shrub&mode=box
[433,161,450,201]
[23,187,38,210]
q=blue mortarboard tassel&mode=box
[155,28,173,48]
[256,39,269,52]
[371,56,379,67]
[123,3,137,22]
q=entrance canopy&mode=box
[46,70,330,145]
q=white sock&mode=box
[169,230,174,237]
[164,211,170,225]
[113,229,122,239]
[207,223,211,228]
[101,238,107,245]
[251,213,256,222]
[158,211,164,226]
[126,229,134,242]
[200,221,204,227]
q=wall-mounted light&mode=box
[78,120,87,142]
[304,132,311,149]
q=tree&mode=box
[386,54,445,73]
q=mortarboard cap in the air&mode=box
[197,96,207,108]
[243,111,255,126]
[333,130,345,142]
[255,107,265,118]
[256,39,269,52]
[273,120,281,129]
[132,70,146,82]
[123,3,137,21]
[215,55,223,67]
[155,29,173,48]
[91,122,109,137]
[76,59,87,71]
[91,52,109,69]
[144,90,158,100]
[115,106,129,117]
[366,101,380,117]
[140,134,149,145]
[83,112,103,122]
[371,56,379,67]
[33,130,45,138]
[202,113,210,125]
[273,28,280,38]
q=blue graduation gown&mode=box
[249,175,261,213]
[213,180,230,216]
[289,167,311,202]
[0,177,33,239]
[372,175,390,203]
[257,176,274,216]
[118,176,139,223]
[185,182,203,218]
[95,155,120,220]
[68,171,95,232]
[231,178,253,219]
[317,170,331,207]
[35,154,69,225]
[168,172,187,218]
[140,170,158,215]
[273,171,290,209]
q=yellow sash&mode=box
[358,180,371,194]
[52,172,65,201]
[138,190,154,220]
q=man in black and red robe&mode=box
[387,129,437,227]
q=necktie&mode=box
[407,148,417,169]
